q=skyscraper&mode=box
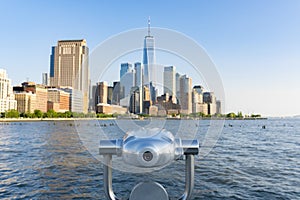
[49,39,89,113]
[42,73,49,86]
[60,87,84,113]
[0,69,17,112]
[120,64,135,105]
[203,92,216,104]
[216,100,222,115]
[134,62,143,87]
[192,87,206,114]
[143,18,156,86]
[179,75,192,114]
[134,62,143,113]
[129,86,141,114]
[107,86,113,105]
[193,85,204,94]
[112,81,121,105]
[120,63,133,79]
[96,81,108,104]
[163,66,176,103]
[175,72,181,103]
[203,92,217,115]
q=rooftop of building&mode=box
[58,39,86,43]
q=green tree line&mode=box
[1,109,262,119]
[1,109,98,119]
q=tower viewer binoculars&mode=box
[99,128,199,200]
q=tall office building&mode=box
[134,62,143,87]
[203,92,217,115]
[175,72,181,103]
[49,39,89,113]
[179,75,192,114]
[134,62,143,113]
[89,84,97,111]
[88,82,95,112]
[60,87,83,113]
[96,81,108,104]
[193,85,204,94]
[203,92,216,104]
[143,18,156,86]
[120,63,133,79]
[143,85,151,114]
[192,87,207,114]
[129,86,141,114]
[120,65,135,103]
[42,73,49,86]
[192,85,204,113]
[107,86,113,104]
[0,69,17,112]
[216,100,222,115]
[163,66,176,103]
[112,81,121,105]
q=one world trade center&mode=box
[143,17,156,102]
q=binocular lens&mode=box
[143,151,153,162]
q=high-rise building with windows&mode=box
[203,92,216,104]
[175,72,181,103]
[120,63,133,79]
[203,92,217,115]
[0,69,17,112]
[42,73,49,86]
[134,62,143,113]
[112,81,121,105]
[60,87,84,113]
[134,62,143,87]
[129,86,141,114]
[96,81,108,104]
[163,66,176,103]
[107,86,113,105]
[143,18,156,86]
[193,85,204,94]
[120,65,135,105]
[216,100,222,115]
[49,39,89,113]
[179,75,192,114]
[192,87,208,114]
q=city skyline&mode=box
[1,1,300,117]
[91,26,220,116]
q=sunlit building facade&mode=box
[49,39,89,113]
[179,75,192,114]
[0,69,17,112]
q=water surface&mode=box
[0,119,299,199]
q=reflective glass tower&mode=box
[143,17,156,86]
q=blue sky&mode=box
[0,0,300,116]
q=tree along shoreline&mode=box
[1,110,265,121]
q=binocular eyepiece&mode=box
[99,128,199,200]
[99,128,199,168]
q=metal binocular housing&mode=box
[99,128,199,200]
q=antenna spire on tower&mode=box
[148,16,151,36]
